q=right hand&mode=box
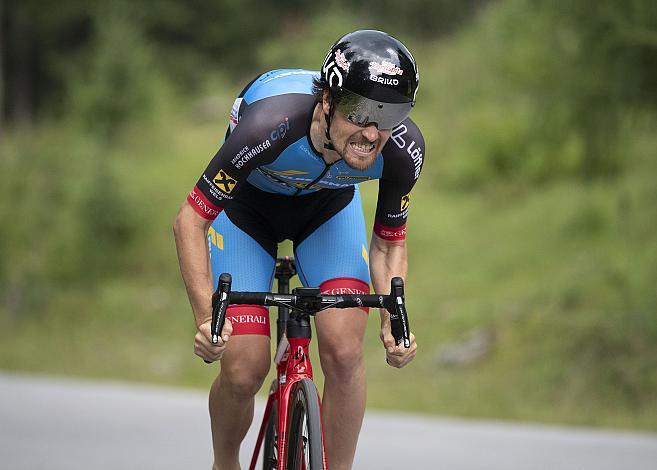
[194,318,233,362]
[379,312,417,368]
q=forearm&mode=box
[369,234,408,320]
[173,202,214,327]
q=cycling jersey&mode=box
[187,69,425,241]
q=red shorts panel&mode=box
[227,305,270,336]
[319,277,371,314]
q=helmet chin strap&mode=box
[323,99,337,152]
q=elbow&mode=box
[173,201,212,240]
[173,204,185,238]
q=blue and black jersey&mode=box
[187,69,425,240]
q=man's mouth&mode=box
[349,142,376,155]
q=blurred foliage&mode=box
[1,0,483,121]
[68,6,163,140]
[0,126,139,316]
[419,0,657,186]
[496,0,657,179]
[1,0,657,428]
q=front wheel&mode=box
[286,378,325,470]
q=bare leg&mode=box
[209,335,270,470]
[315,307,368,470]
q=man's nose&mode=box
[361,124,380,142]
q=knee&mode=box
[219,360,269,398]
[320,341,364,380]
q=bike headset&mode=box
[319,29,420,151]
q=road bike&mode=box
[209,257,411,469]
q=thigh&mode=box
[294,186,370,358]
[293,186,370,292]
[209,211,276,336]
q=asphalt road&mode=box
[2,372,656,469]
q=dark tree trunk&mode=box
[7,2,33,124]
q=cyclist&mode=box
[174,30,422,470]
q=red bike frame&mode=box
[248,333,327,469]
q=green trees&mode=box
[464,0,657,182]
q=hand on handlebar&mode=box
[195,317,233,363]
[380,314,417,368]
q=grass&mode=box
[2,3,657,431]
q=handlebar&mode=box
[205,274,411,363]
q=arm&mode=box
[370,118,425,368]
[173,201,232,362]
[370,233,407,295]
[369,234,417,368]
[175,95,302,361]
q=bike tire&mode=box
[262,399,278,469]
[286,378,325,470]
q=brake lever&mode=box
[389,277,411,348]
[204,273,231,364]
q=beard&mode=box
[340,140,380,171]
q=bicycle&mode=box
[208,257,411,470]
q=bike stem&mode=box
[274,257,296,345]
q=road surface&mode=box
[2,372,656,469]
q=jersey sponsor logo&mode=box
[230,146,250,165]
[391,124,423,180]
[229,314,268,325]
[370,75,399,86]
[298,143,325,163]
[258,168,352,190]
[401,193,411,211]
[207,226,224,250]
[335,175,371,181]
[203,174,235,201]
[213,169,237,194]
[226,305,270,336]
[385,192,411,220]
[232,139,271,169]
[323,286,368,295]
[374,222,407,241]
[187,187,221,219]
[369,60,404,76]
[270,117,290,141]
[320,278,370,295]
[335,49,350,72]
[256,168,300,189]
[320,278,371,312]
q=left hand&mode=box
[380,314,417,368]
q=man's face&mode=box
[323,96,391,171]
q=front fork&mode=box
[276,336,314,468]
[249,335,322,470]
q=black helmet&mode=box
[321,30,419,129]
